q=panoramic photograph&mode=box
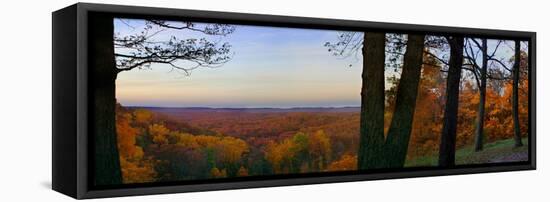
[91,17,530,185]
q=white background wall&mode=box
[0,0,547,201]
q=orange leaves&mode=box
[406,48,530,159]
[117,106,253,181]
[327,154,357,171]
[133,109,153,125]
[482,80,529,141]
[406,53,445,158]
[116,110,157,183]
[116,113,141,159]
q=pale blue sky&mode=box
[114,19,363,108]
[113,19,527,108]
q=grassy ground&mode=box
[405,137,529,167]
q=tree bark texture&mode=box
[358,32,386,170]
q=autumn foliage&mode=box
[115,105,364,183]
[116,108,156,183]
[114,49,529,183]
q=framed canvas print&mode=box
[52,3,536,199]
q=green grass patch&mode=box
[405,137,528,167]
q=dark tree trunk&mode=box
[438,36,464,167]
[384,34,425,168]
[474,39,488,151]
[90,13,122,185]
[512,40,524,147]
[358,32,386,170]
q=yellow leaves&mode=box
[172,133,200,148]
[120,157,157,184]
[265,139,295,173]
[149,124,170,145]
[265,130,331,173]
[309,130,331,160]
[116,109,157,183]
[171,132,249,165]
[216,137,249,163]
[309,130,332,170]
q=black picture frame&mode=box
[52,2,536,199]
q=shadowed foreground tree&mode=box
[325,33,425,169]
[512,40,524,147]
[357,32,386,169]
[438,36,464,167]
[383,34,425,167]
[90,13,234,185]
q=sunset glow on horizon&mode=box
[115,19,364,108]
